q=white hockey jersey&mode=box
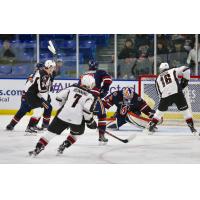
[24,70,51,100]
[156,66,190,98]
[56,85,97,125]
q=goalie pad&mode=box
[127,112,150,129]
[107,118,119,130]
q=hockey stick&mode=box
[48,40,58,62]
[104,129,136,143]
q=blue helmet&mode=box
[88,60,98,70]
[35,62,44,69]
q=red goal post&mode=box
[138,74,200,125]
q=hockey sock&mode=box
[9,117,20,127]
[186,118,194,128]
[65,134,77,148]
[36,137,48,149]
[9,108,28,127]
[28,117,40,127]
[98,118,107,137]
[42,116,51,128]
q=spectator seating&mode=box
[0,66,12,75]
[11,65,30,77]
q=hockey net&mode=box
[138,75,200,126]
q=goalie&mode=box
[102,87,156,130]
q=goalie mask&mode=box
[122,87,134,103]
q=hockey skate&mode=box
[57,141,71,155]
[98,134,108,145]
[25,126,37,136]
[143,121,156,135]
[29,146,44,157]
[189,126,198,136]
[6,124,14,131]
[34,124,48,132]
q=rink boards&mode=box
[0,78,199,124]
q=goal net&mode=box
[138,75,200,126]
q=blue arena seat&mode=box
[79,40,96,48]
[11,65,29,76]
[19,35,36,42]
[65,40,76,49]
[23,40,36,48]
[0,65,12,75]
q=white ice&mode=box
[0,115,200,164]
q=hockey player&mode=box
[146,62,197,134]
[32,59,63,131]
[6,60,55,133]
[103,87,156,130]
[79,60,112,143]
[29,75,97,156]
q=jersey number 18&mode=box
[160,74,172,87]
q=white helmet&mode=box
[81,75,95,89]
[45,60,56,69]
[159,63,169,72]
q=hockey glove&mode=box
[21,91,26,101]
[180,78,189,89]
[47,94,51,103]
[41,98,49,110]
[86,118,97,129]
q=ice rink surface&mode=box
[0,115,200,164]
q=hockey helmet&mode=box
[88,60,98,70]
[122,87,134,101]
[81,74,96,89]
[159,63,169,72]
[35,62,44,69]
[44,60,56,69]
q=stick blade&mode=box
[123,139,129,143]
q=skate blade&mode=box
[24,132,37,136]
[28,151,37,157]
[56,150,64,156]
[98,141,108,146]
[143,129,154,135]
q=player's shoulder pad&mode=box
[97,69,109,75]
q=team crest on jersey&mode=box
[120,105,130,115]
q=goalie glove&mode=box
[86,118,97,129]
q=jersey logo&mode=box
[120,105,130,115]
